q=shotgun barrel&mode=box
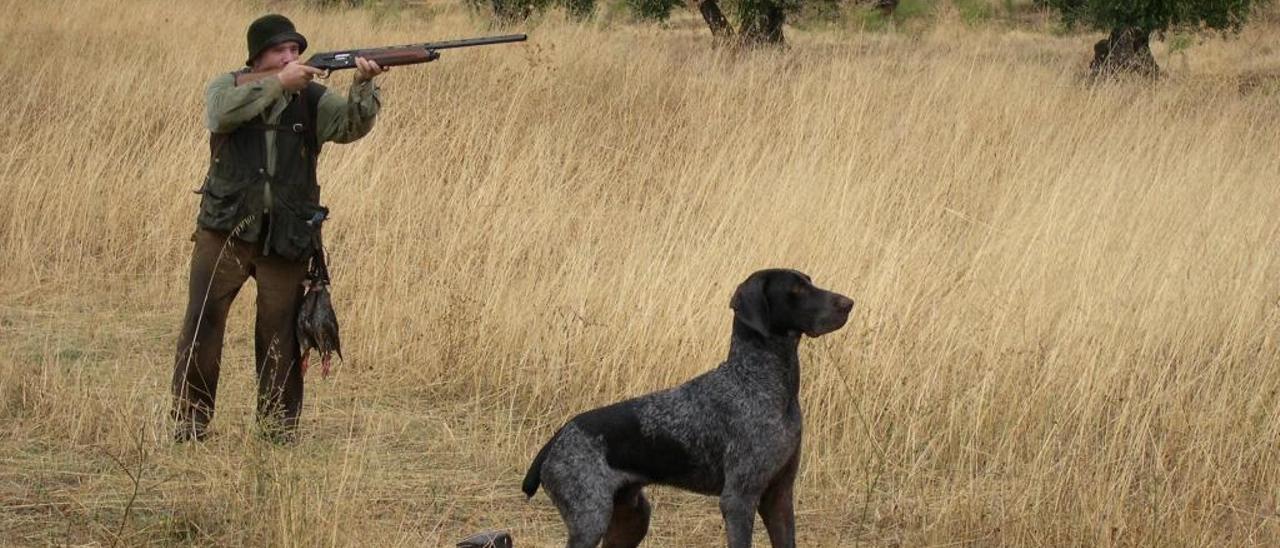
[304,34,528,71]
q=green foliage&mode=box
[854,8,890,30]
[955,0,995,24]
[736,0,788,42]
[369,0,409,24]
[624,0,683,20]
[790,0,844,26]
[893,0,936,19]
[732,0,799,23]
[1043,0,1274,34]
[1166,31,1196,52]
[854,0,936,31]
[562,0,598,19]
[465,0,553,23]
[463,0,654,23]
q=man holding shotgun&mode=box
[171,14,386,443]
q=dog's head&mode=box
[729,269,853,338]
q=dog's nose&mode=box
[834,295,854,313]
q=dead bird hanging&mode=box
[297,210,342,378]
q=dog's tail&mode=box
[522,427,562,499]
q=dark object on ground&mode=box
[457,530,513,548]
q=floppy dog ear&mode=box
[730,273,771,337]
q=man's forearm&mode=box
[316,80,381,144]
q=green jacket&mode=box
[196,72,380,260]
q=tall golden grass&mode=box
[2,0,1279,545]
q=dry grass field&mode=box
[2,0,1279,545]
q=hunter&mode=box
[172,14,386,442]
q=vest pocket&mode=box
[196,174,251,232]
[269,200,327,262]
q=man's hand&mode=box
[277,62,325,92]
[354,57,388,84]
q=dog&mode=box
[522,269,854,547]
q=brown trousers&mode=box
[171,228,308,442]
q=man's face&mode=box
[253,41,301,71]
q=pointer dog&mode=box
[522,269,854,548]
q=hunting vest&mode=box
[197,78,327,261]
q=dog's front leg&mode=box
[758,491,795,548]
[720,491,760,548]
[758,447,800,548]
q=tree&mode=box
[1044,0,1274,78]
[689,0,800,46]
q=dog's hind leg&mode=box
[603,484,651,548]
[547,483,612,548]
[540,423,626,548]
[562,500,610,548]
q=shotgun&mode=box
[237,33,527,85]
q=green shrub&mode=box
[792,0,843,25]
[624,0,683,20]
[1166,32,1195,54]
[562,0,597,19]
[954,0,994,25]
[855,0,936,31]
[465,0,552,23]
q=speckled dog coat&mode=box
[523,269,854,548]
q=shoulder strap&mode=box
[208,133,230,162]
[301,82,326,154]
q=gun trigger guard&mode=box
[319,69,332,80]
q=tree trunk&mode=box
[737,0,786,46]
[694,0,734,39]
[1090,27,1160,79]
